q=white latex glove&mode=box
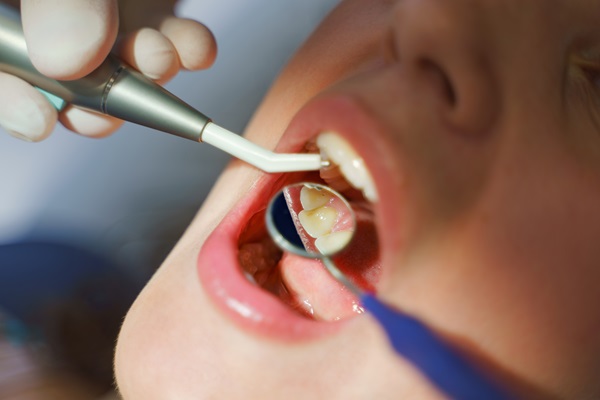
[0,0,217,141]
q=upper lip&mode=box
[196,93,398,340]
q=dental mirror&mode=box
[266,182,356,258]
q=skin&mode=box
[116,0,600,398]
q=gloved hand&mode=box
[0,0,217,142]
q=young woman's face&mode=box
[115,1,600,398]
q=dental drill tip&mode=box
[201,122,325,173]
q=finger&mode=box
[59,105,123,138]
[21,0,118,80]
[159,16,217,70]
[0,72,57,142]
[116,28,180,84]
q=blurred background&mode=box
[0,0,339,398]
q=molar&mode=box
[300,185,330,210]
[296,184,355,254]
[298,206,338,238]
[316,132,378,202]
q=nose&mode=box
[390,0,498,135]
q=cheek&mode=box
[461,156,600,385]
[484,161,600,316]
[380,134,600,393]
[465,171,600,392]
[114,252,220,398]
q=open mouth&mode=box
[237,133,381,322]
[197,96,393,340]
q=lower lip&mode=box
[196,173,346,340]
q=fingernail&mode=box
[7,130,34,142]
[129,28,177,80]
[2,102,48,142]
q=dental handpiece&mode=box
[0,5,324,173]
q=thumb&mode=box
[21,0,118,80]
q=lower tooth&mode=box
[244,271,258,285]
[298,298,315,317]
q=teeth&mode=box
[300,185,330,210]
[243,271,258,285]
[298,206,338,238]
[315,230,353,254]
[316,132,378,202]
[296,185,354,255]
[318,163,352,193]
[298,186,339,239]
[298,186,339,240]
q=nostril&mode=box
[390,1,498,135]
[415,54,497,135]
[419,58,457,107]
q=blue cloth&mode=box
[0,240,138,327]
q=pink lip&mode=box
[197,173,343,340]
[197,95,399,340]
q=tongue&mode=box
[278,203,380,321]
[278,253,364,321]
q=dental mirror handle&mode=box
[361,294,515,400]
[0,5,323,173]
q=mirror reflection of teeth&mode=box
[298,185,339,239]
[316,132,378,202]
[297,185,354,254]
[315,230,354,254]
[300,185,329,210]
[298,206,338,238]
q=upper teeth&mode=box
[296,185,353,255]
[314,230,353,254]
[300,185,330,209]
[299,207,338,237]
[316,132,378,202]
